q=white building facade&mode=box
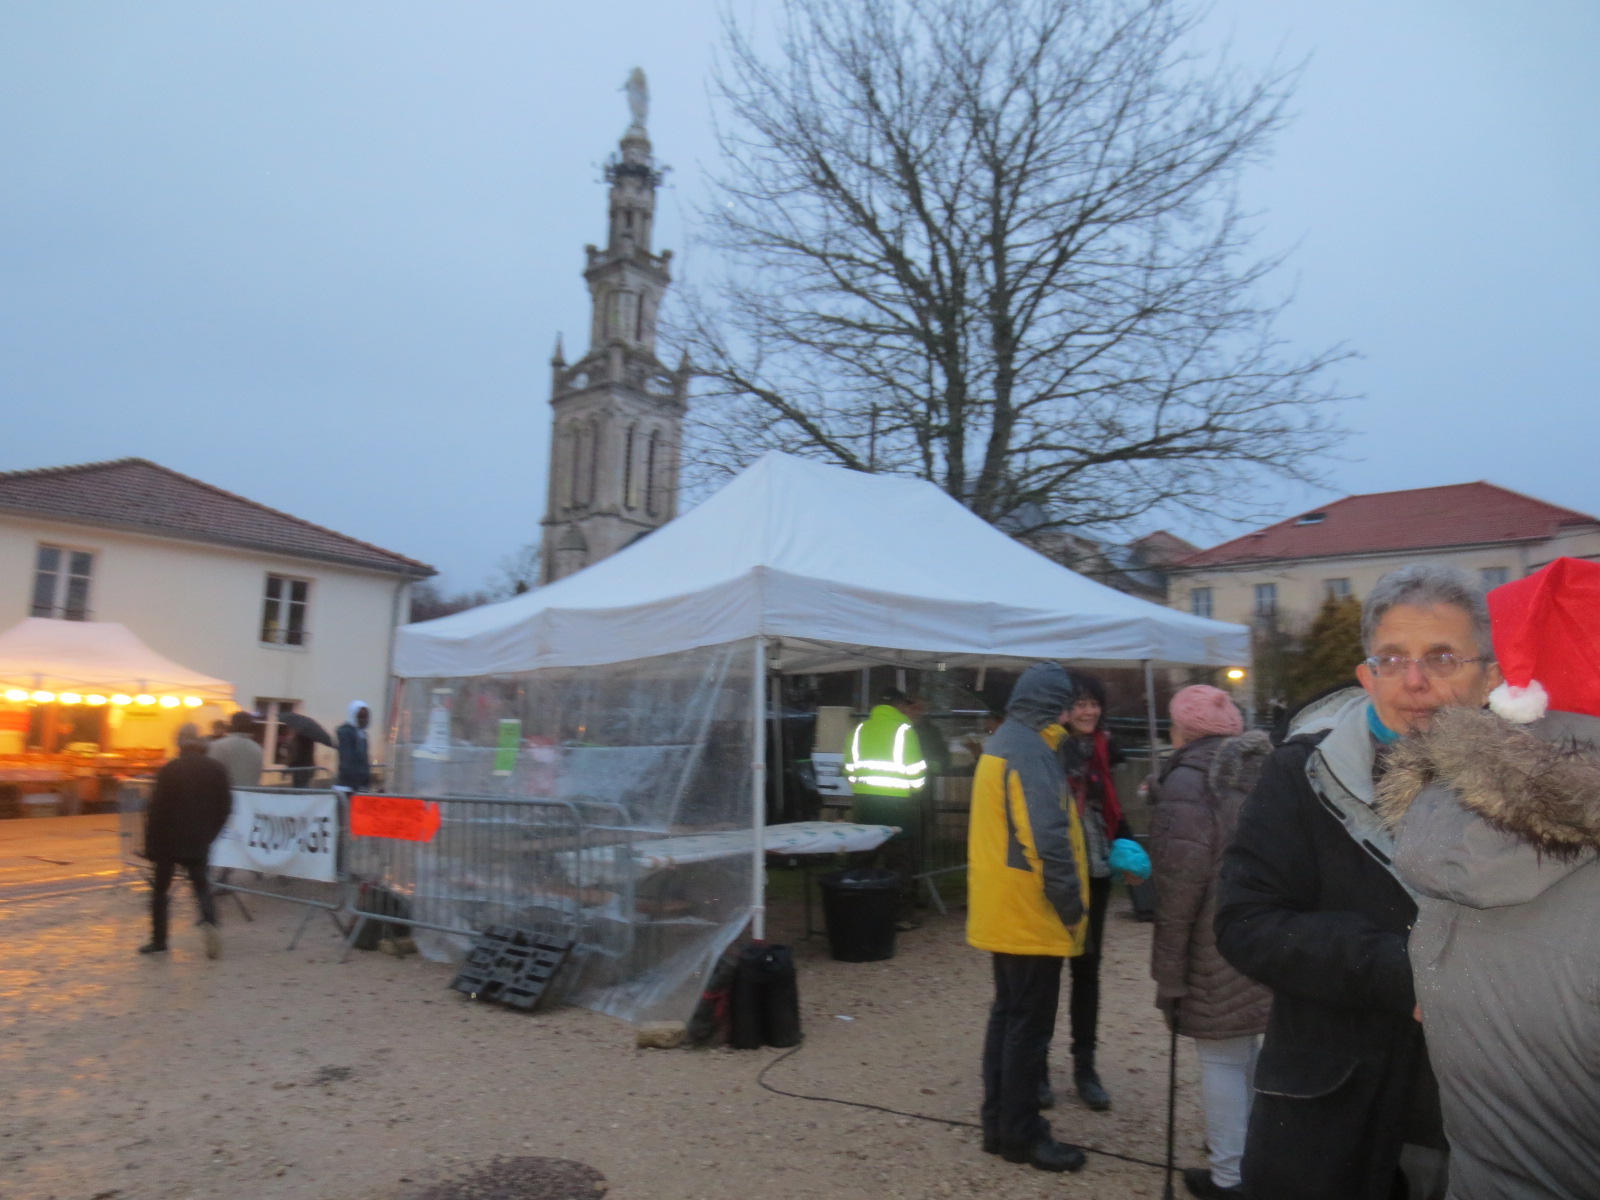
[0,458,433,769]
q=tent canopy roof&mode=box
[395,452,1250,677]
[0,617,234,699]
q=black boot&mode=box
[1074,1055,1111,1111]
[1000,1136,1087,1173]
[147,886,170,957]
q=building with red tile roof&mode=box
[1167,481,1600,633]
[0,458,433,577]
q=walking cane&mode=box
[1162,998,1180,1200]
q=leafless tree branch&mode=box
[679,0,1350,538]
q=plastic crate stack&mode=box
[449,924,572,1011]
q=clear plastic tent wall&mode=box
[383,640,756,1025]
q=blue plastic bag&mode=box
[1108,837,1151,883]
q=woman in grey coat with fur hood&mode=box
[1383,707,1600,1200]
[1148,686,1273,1200]
[1380,556,1600,1200]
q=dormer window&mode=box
[1295,512,1327,525]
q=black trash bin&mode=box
[818,867,898,962]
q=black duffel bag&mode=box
[729,943,802,1049]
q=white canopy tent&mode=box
[391,453,1248,975]
[395,451,1248,677]
[0,617,234,700]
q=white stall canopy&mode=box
[0,617,234,701]
[395,452,1248,677]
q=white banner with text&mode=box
[211,788,340,882]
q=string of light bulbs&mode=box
[2,689,206,708]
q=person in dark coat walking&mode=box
[141,738,233,958]
[1215,563,1502,1200]
[1148,686,1272,1199]
[335,700,373,791]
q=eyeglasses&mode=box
[1363,652,1488,680]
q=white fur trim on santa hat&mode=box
[1489,680,1548,724]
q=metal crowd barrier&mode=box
[341,794,588,963]
[118,785,602,963]
[208,787,351,949]
[915,774,972,913]
[115,777,154,886]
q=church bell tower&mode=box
[540,68,689,585]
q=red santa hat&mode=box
[1487,556,1600,723]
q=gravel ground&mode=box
[0,877,1207,1200]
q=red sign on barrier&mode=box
[349,794,442,843]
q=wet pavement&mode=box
[0,864,1200,1200]
[0,815,126,902]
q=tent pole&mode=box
[1143,659,1162,782]
[752,637,768,942]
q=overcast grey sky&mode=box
[1,1,1594,589]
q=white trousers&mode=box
[1194,1033,1260,1189]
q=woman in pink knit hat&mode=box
[1148,685,1273,1199]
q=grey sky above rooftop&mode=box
[1,1,1594,590]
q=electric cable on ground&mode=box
[755,1043,1168,1172]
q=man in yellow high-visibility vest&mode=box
[845,689,928,924]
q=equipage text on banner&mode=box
[210,789,341,882]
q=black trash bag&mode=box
[353,883,412,950]
[729,943,803,1049]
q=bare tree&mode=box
[407,541,542,623]
[684,0,1347,537]
[491,541,542,598]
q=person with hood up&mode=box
[1379,557,1600,1200]
[336,700,373,791]
[968,662,1091,1174]
[1147,685,1272,1199]
[1216,563,1501,1200]
[141,737,233,958]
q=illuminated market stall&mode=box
[0,617,234,816]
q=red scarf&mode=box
[1071,729,1124,834]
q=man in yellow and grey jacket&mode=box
[968,662,1091,1175]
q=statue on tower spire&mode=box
[624,67,649,131]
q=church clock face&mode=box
[540,69,687,586]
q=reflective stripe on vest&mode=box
[845,718,925,791]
